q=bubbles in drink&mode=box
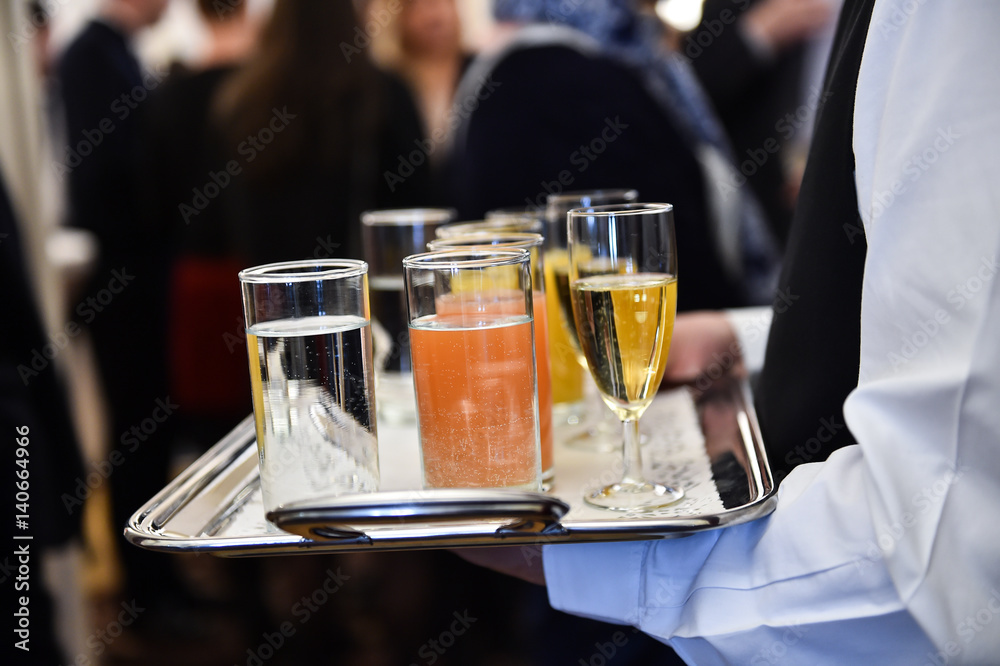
[247,315,378,511]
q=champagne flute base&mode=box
[584,482,684,511]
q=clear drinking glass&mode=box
[567,204,683,510]
[361,208,456,423]
[239,260,379,517]
[485,206,545,227]
[545,189,639,449]
[427,233,554,487]
[403,249,542,491]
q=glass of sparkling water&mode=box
[239,259,379,518]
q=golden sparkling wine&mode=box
[543,250,587,405]
[571,274,677,420]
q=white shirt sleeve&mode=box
[724,306,772,373]
[543,2,1000,663]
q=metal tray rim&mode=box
[125,379,776,556]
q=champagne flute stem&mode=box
[620,418,645,486]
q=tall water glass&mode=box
[427,233,554,487]
[362,208,455,422]
[240,260,378,517]
[404,250,541,490]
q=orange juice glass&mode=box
[403,250,541,490]
[427,233,554,485]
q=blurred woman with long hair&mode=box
[214,0,431,264]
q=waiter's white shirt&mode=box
[543,1,1000,663]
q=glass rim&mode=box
[361,207,456,226]
[238,259,368,284]
[567,202,674,218]
[402,248,530,270]
[427,232,544,252]
[436,218,543,236]
[485,206,544,219]
[545,188,640,207]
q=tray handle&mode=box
[269,489,570,543]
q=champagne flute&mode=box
[568,203,683,510]
[546,189,638,450]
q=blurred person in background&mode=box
[211,0,432,266]
[142,0,258,453]
[448,0,781,311]
[684,0,838,245]
[137,2,268,651]
[192,0,258,69]
[370,0,470,184]
[54,0,180,627]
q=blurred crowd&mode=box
[0,0,837,663]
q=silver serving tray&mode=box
[126,377,775,556]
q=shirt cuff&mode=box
[724,306,772,373]
[543,541,647,626]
